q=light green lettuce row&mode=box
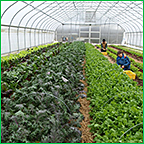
[1,42,59,62]
[85,43,143,143]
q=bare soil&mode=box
[78,58,94,143]
[95,47,115,64]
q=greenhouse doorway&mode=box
[79,25,101,43]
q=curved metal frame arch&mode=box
[23,1,56,48]
[1,1,18,19]
[8,1,34,53]
[32,1,73,45]
[1,1,143,54]
[43,4,82,31]
[40,2,80,31]
[103,1,142,32]
[100,2,140,32]
[29,1,65,46]
[33,2,71,36]
[17,1,47,51]
[49,2,86,30]
[21,1,63,47]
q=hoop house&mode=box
[1,1,143,54]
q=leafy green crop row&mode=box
[1,44,68,92]
[1,41,86,143]
[96,45,143,80]
[86,43,143,143]
[1,42,62,72]
[97,45,143,70]
[107,47,143,70]
[111,45,143,58]
[105,48,143,80]
[117,45,143,54]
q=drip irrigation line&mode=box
[101,86,142,110]
[95,89,142,122]
[119,122,143,139]
[102,95,118,108]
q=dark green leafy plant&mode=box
[2,41,85,143]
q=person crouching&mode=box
[116,51,131,70]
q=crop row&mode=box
[1,43,70,94]
[106,48,143,80]
[96,45,143,80]
[1,41,86,143]
[1,42,63,72]
[110,45,143,59]
[86,43,143,143]
[97,45,143,70]
[107,47,143,71]
[117,45,143,54]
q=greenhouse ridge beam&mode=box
[62,23,116,26]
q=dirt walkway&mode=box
[95,47,115,64]
[109,46,143,64]
[78,58,94,143]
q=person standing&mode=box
[101,39,107,52]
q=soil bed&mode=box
[109,46,143,62]
[77,58,94,143]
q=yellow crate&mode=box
[123,70,136,79]
[101,52,107,55]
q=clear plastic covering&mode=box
[1,1,143,54]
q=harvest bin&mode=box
[101,52,107,56]
[123,70,136,79]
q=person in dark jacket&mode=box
[116,51,131,70]
[101,39,107,52]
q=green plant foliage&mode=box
[102,47,143,80]
[111,45,143,58]
[1,42,63,71]
[85,43,143,143]
[1,41,85,143]
[97,45,143,70]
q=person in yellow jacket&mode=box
[101,39,107,52]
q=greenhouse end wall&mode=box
[56,24,124,44]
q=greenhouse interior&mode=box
[1,1,143,143]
